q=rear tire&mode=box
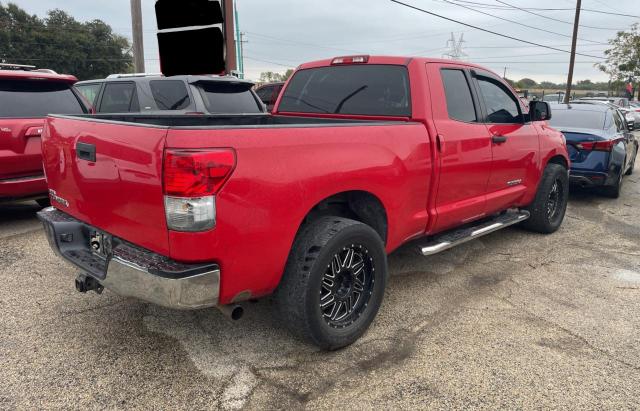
[522,163,569,234]
[36,198,50,208]
[600,161,625,199]
[275,217,387,350]
[625,148,636,176]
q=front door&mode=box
[472,71,540,214]
[428,64,493,233]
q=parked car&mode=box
[38,56,569,349]
[0,63,88,206]
[543,92,565,103]
[573,98,640,130]
[255,82,285,111]
[578,96,630,109]
[75,74,265,114]
[548,103,638,198]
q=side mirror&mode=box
[530,101,552,121]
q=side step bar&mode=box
[421,210,530,256]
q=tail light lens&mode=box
[575,140,618,152]
[163,149,236,232]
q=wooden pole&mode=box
[130,0,145,73]
[564,0,581,104]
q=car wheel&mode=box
[522,163,569,234]
[600,161,625,199]
[36,198,51,208]
[275,217,387,350]
[625,148,637,176]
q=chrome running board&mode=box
[420,210,530,256]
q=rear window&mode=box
[197,82,262,114]
[441,69,477,122]
[0,80,85,118]
[278,65,411,117]
[548,109,606,130]
[150,80,191,110]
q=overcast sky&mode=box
[15,0,640,82]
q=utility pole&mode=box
[564,0,581,104]
[238,32,248,79]
[503,67,507,79]
[130,0,145,73]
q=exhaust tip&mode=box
[230,306,244,321]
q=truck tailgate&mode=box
[42,117,171,255]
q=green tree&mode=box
[516,78,537,89]
[259,69,294,83]
[598,23,640,98]
[0,3,132,79]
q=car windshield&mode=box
[548,108,606,130]
[0,80,85,118]
[278,64,411,117]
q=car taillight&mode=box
[575,140,618,152]
[163,149,236,232]
[331,55,369,65]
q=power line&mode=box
[390,0,605,59]
[433,0,607,44]
[244,31,361,54]
[494,0,619,31]
[441,0,640,17]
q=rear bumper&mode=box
[0,174,47,200]
[37,207,220,310]
[569,170,608,187]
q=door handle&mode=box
[492,135,508,144]
[76,142,96,162]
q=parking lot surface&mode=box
[1,173,639,409]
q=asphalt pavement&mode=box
[1,167,639,410]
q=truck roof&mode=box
[298,55,498,73]
[0,69,78,83]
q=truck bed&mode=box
[51,113,408,129]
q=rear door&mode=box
[472,71,540,214]
[0,79,85,181]
[428,64,493,232]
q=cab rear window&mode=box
[278,65,411,117]
[0,80,85,118]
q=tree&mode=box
[259,69,294,83]
[598,23,640,98]
[0,3,132,80]
[516,78,537,88]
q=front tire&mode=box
[522,163,569,234]
[275,217,387,350]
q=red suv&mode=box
[0,64,87,206]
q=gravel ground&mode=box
[1,167,639,410]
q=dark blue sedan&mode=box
[548,103,638,198]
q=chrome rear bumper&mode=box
[38,207,220,310]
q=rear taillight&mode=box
[163,149,236,232]
[575,140,618,152]
[331,55,370,65]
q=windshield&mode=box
[548,108,606,130]
[278,65,411,117]
[197,82,262,114]
[0,80,85,118]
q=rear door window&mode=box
[75,83,102,106]
[149,80,191,110]
[0,80,85,118]
[99,82,139,113]
[441,69,477,122]
[278,65,411,117]
[197,82,262,113]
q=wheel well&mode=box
[302,191,388,244]
[548,155,568,170]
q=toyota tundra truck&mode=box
[38,56,569,350]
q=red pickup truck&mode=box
[38,56,569,349]
[1,66,87,205]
